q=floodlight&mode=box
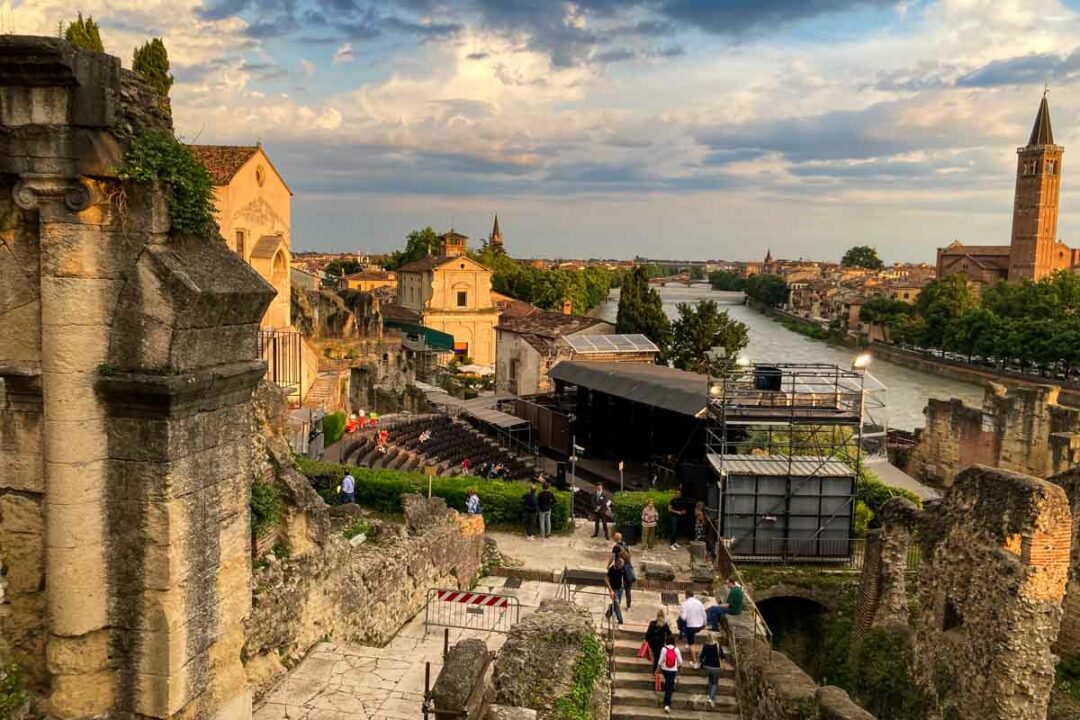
[852,353,872,369]
[736,355,751,367]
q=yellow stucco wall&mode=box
[212,148,293,328]
[398,256,500,364]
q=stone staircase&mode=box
[302,371,343,410]
[610,625,739,720]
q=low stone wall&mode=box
[244,509,485,695]
[734,635,874,720]
[493,599,608,720]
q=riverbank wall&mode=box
[745,299,1080,406]
[869,344,1080,407]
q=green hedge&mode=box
[295,458,573,531]
[611,490,676,537]
[321,411,347,446]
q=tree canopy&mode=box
[132,38,174,98]
[386,227,440,270]
[616,265,670,359]
[64,13,104,52]
[472,246,613,314]
[841,245,884,270]
[868,271,1080,372]
[708,270,746,292]
[668,300,749,373]
[744,273,789,307]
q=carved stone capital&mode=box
[12,175,92,212]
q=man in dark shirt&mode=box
[668,487,688,549]
[592,482,610,540]
[604,557,626,625]
[522,483,539,540]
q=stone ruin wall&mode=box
[732,634,874,720]
[1049,468,1080,658]
[243,382,486,697]
[908,382,1080,488]
[0,37,272,718]
[851,497,918,643]
[856,465,1072,720]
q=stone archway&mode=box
[754,593,830,678]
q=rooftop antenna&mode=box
[1044,80,1050,98]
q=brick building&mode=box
[938,94,1080,284]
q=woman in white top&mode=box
[656,636,683,713]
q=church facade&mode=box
[937,95,1080,285]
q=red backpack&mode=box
[664,646,677,668]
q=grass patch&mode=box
[342,518,372,541]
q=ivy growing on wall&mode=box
[250,480,283,538]
[552,634,606,720]
[116,130,216,238]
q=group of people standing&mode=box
[522,479,557,540]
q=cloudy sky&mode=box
[13,0,1080,261]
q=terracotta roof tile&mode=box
[497,310,610,339]
[186,144,259,185]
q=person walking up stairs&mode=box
[609,622,739,719]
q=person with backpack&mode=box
[522,483,539,540]
[537,481,555,539]
[645,610,672,672]
[657,635,683,713]
[698,631,726,708]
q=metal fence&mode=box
[424,588,520,635]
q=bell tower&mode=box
[1008,93,1064,282]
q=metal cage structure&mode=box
[705,362,882,563]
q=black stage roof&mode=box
[549,361,708,418]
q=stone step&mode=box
[613,674,735,696]
[610,705,738,720]
[612,687,738,712]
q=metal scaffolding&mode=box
[705,362,879,563]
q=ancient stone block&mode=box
[46,630,110,675]
[432,638,489,715]
[487,706,537,720]
[643,561,675,581]
[49,669,115,720]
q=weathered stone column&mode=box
[0,36,272,718]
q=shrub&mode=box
[321,411,347,446]
[611,489,675,537]
[115,130,217,238]
[250,479,282,537]
[0,661,27,718]
[851,627,928,719]
[552,634,606,720]
[296,458,572,531]
[857,468,921,517]
[342,518,372,540]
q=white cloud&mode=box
[332,43,355,66]
[302,59,315,78]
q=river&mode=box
[594,285,985,431]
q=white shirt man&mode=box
[679,591,708,662]
[341,473,356,503]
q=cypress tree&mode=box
[64,13,104,52]
[616,265,670,361]
[132,38,175,98]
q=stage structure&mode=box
[706,360,884,563]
